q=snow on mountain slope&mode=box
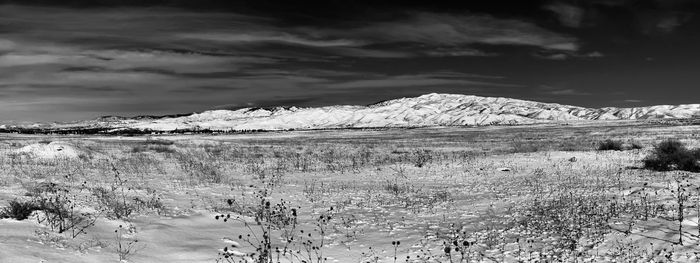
[11,93,693,133]
[86,93,697,132]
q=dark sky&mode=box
[1,0,699,121]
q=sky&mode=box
[0,0,699,122]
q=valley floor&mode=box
[2,122,700,262]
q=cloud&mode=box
[179,32,364,47]
[340,13,579,51]
[422,48,496,57]
[585,51,604,58]
[0,5,580,121]
[0,54,67,66]
[416,71,505,80]
[533,50,604,60]
[561,0,696,35]
[589,0,629,6]
[327,74,520,89]
[544,3,585,28]
[538,53,569,60]
[0,39,15,51]
[0,48,277,98]
[548,89,590,95]
[539,86,591,96]
[655,14,693,33]
[0,6,579,62]
[174,12,579,57]
[657,17,681,32]
[317,47,414,58]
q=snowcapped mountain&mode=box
[7,93,700,133]
[100,93,700,132]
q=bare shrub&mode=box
[93,187,133,220]
[130,139,176,154]
[216,184,335,263]
[33,182,99,238]
[597,139,624,151]
[132,144,175,154]
[93,165,134,219]
[439,224,478,263]
[132,188,166,215]
[643,139,700,172]
[111,153,165,179]
[114,224,142,261]
[412,149,433,168]
[0,199,39,220]
[510,140,542,153]
[174,149,226,184]
[216,188,299,263]
[628,141,644,150]
[144,139,174,146]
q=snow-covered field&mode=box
[2,123,700,262]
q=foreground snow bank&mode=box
[15,141,82,159]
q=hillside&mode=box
[5,93,700,133]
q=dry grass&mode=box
[1,122,700,262]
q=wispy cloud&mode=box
[539,86,591,96]
[179,32,364,47]
[544,3,585,28]
[586,51,604,58]
[0,39,14,50]
[537,53,569,60]
[339,13,579,51]
[0,6,580,60]
[422,47,496,57]
[173,12,580,57]
[327,73,520,89]
[655,14,694,33]
[548,89,591,96]
[534,51,604,60]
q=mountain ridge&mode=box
[5,93,700,133]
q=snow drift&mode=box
[15,141,82,159]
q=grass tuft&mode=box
[1,199,39,220]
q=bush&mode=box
[1,200,38,220]
[34,187,98,238]
[216,186,332,263]
[597,139,624,151]
[93,187,133,219]
[643,139,700,172]
[144,139,174,146]
[628,141,644,150]
[412,149,433,168]
[510,140,541,153]
[131,144,175,154]
[174,150,225,184]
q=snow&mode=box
[23,93,700,132]
[126,93,700,131]
[2,125,700,262]
[15,141,82,159]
